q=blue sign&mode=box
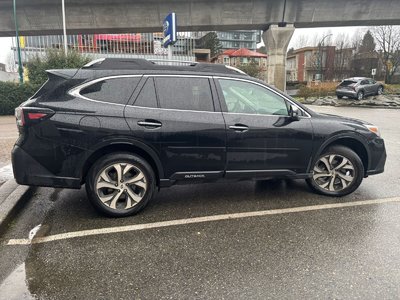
[163,12,177,47]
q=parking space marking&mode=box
[7,196,400,246]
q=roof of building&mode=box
[221,48,268,58]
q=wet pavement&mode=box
[0,106,399,299]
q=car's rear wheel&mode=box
[356,91,364,100]
[306,146,364,197]
[86,153,156,217]
[377,86,383,95]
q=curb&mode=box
[0,179,32,234]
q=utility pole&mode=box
[318,34,333,82]
[62,0,68,54]
[13,0,23,84]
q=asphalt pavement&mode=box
[0,106,399,299]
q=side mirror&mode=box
[289,105,300,120]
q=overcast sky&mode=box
[0,26,373,69]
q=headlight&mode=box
[364,125,380,137]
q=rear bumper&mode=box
[12,145,81,189]
[336,90,357,98]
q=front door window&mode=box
[218,79,289,116]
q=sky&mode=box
[0,26,372,70]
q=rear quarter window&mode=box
[80,76,141,105]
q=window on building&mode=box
[155,77,214,112]
[133,77,157,108]
[80,77,140,104]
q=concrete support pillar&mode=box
[262,24,295,92]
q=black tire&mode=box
[306,146,364,197]
[356,91,364,100]
[377,86,383,95]
[337,95,343,99]
[86,152,156,217]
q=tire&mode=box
[86,152,156,217]
[337,95,343,99]
[306,146,364,197]
[356,91,364,100]
[377,86,383,95]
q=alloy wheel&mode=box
[357,92,364,100]
[312,154,355,192]
[377,87,383,95]
[95,163,147,210]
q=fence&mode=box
[12,32,196,64]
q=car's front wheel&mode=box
[86,153,156,217]
[306,146,364,197]
[356,91,364,100]
[377,86,383,95]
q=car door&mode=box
[214,77,313,178]
[360,79,371,95]
[152,75,226,180]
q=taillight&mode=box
[27,112,48,120]
[15,107,55,127]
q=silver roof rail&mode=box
[225,65,248,75]
[147,59,198,65]
[83,58,106,68]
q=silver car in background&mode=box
[336,77,384,100]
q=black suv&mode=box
[12,58,386,217]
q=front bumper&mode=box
[12,145,81,189]
[365,138,386,176]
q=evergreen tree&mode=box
[359,30,376,53]
[197,32,222,57]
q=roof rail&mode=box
[225,65,248,75]
[148,59,198,65]
[83,58,105,68]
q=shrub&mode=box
[26,49,91,86]
[0,82,38,115]
[236,62,265,80]
[297,85,336,99]
[384,84,400,95]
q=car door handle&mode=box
[229,124,249,132]
[137,120,162,128]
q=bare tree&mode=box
[372,25,400,83]
[292,33,310,49]
[333,33,353,80]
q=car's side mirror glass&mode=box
[290,105,300,120]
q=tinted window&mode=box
[133,77,157,108]
[360,80,369,85]
[80,77,140,104]
[155,77,214,112]
[339,80,356,87]
[218,79,289,116]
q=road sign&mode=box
[371,68,377,76]
[163,12,177,48]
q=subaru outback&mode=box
[12,58,386,217]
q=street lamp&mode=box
[317,34,332,81]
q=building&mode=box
[213,48,267,66]
[286,46,336,82]
[193,30,261,52]
[216,30,261,51]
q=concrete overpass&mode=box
[2,0,400,90]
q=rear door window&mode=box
[80,76,141,105]
[133,77,157,108]
[155,77,215,112]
